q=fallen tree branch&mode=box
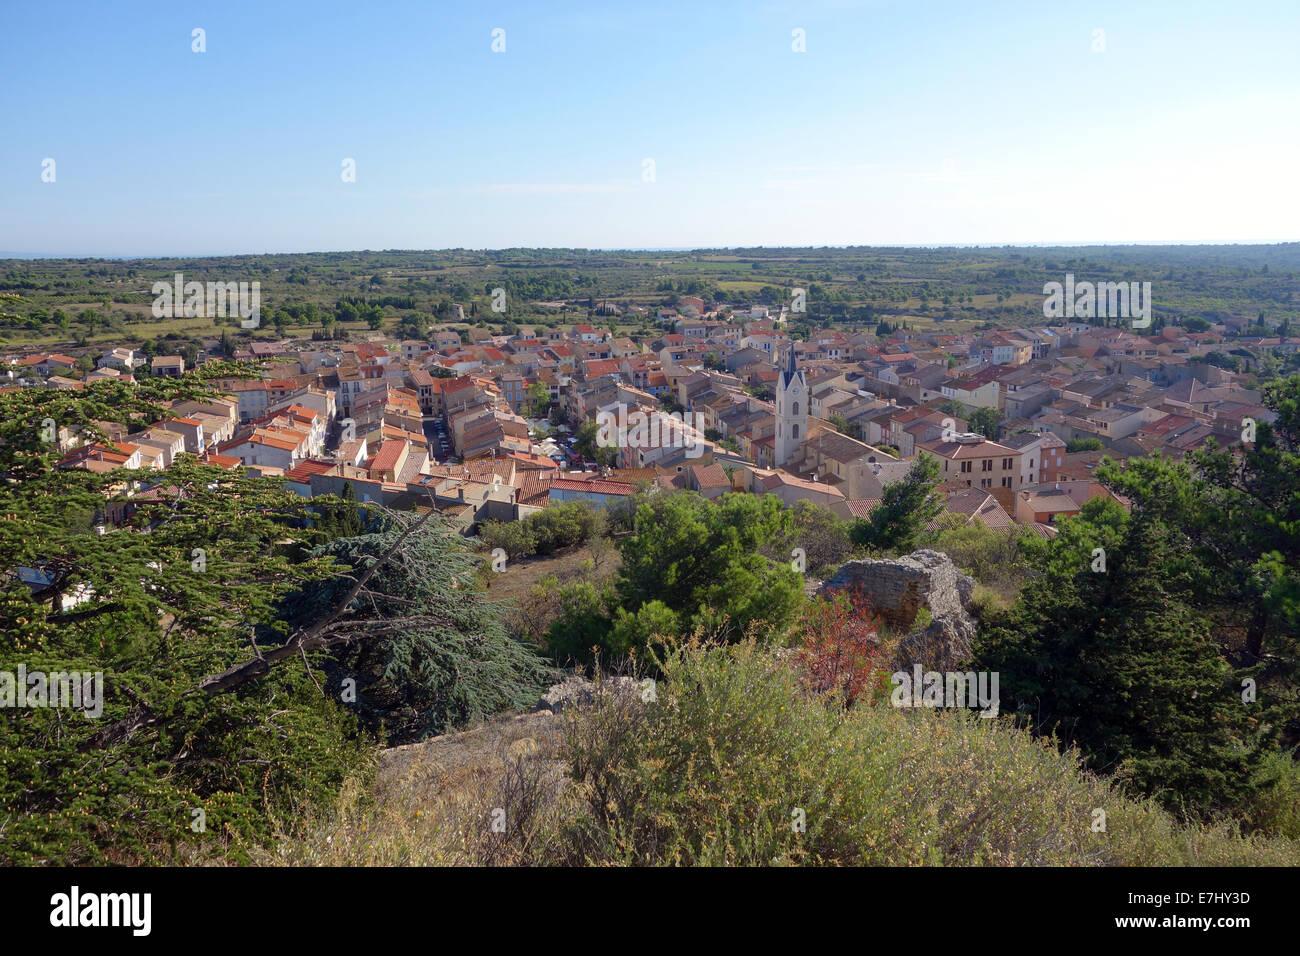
[197,504,439,695]
[197,616,450,693]
[83,503,444,749]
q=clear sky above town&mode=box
[2,0,1298,256]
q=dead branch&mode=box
[197,504,439,695]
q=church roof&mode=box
[780,346,803,390]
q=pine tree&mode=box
[976,497,1267,817]
[1097,375,1300,744]
[0,375,548,862]
[849,453,943,553]
[277,512,554,743]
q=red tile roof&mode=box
[285,460,336,482]
[551,477,635,496]
[844,498,882,518]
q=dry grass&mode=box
[483,538,622,647]
[258,710,568,866]
[269,644,1300,867]
[482,539,621,606]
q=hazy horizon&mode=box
[4,238,1300,262]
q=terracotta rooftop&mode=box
[551,477,635,496]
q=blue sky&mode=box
[2,0,1298,255]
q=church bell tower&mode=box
[775,345,807,467]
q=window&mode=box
[1030,458,1034,468]
[961,460,972,473]
[792,401,800,416]
[1002,457,1013,469]
[1001,477,1010,487]
[792,424,800,439]
[981,459,992,472]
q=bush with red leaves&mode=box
[797,585,886,706]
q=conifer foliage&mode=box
[0,378,545,863]
[280,512,554,743]
[977,377,1300,818]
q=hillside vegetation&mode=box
[270,642,1300,867]
[3,362,1297,866]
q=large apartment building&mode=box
[918,433,1024,496]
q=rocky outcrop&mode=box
[378,709,560,792]
[533,675,643,714]
[894,606,977,673]
[380,676,644,794]
[816,549,977,672]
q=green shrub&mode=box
[528,501,605,556]
[277,642,1300,867]
[968,582,1011,623]
[764,499,852,577]
[549,643,1300,866]
[480,501,606,560]
[542,580,619,664]
[1239,749,1300,839]
[607,600,680,660]
[925,518,1041,598]
[478,519,536,559]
